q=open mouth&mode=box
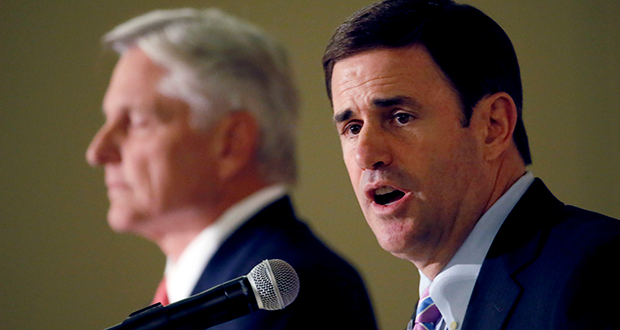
[373,186,405,206]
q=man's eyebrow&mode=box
[372,96,420,109]
[333,109,353,124]
[332,96,420,124]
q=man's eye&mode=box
[394,113,413,125]
[343,123,362,136]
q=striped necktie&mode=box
[152,277,170,306]
[408,287,441,330]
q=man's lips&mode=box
[104,168,129,190]
[105,180,130,190]
[374,187,406,205]
[366,185,407,206]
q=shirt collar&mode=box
[165,184,288,303]
[419,172,534,330]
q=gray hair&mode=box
[103,8,299,185]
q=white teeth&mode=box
[375,186,396,196]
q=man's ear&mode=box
[474,92,518,161]
[213,111,260,181]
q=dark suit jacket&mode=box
[191,196,377,330]
[461,179,620,330]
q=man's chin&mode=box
[107,218,134,234]
[373,230,419,260]
[106,208,144,234]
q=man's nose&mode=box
[354,124,393,170]
[86,124,121,167]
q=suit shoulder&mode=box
[551,204,620,247]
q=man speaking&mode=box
[323,0,620,329]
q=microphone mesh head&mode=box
[248,259,300,311]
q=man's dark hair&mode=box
[323,0,531,165]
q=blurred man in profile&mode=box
[87,8,376,330]
[323,0,620,329]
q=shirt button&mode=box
[450,321,458,330]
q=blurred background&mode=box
[1,1,618,329]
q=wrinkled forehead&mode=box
[330,45,452,114]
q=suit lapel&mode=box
[461,179,563,330]
[191,196,295,295]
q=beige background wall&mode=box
[1,1,618,329]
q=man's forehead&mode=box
[331,48,419,97]
[332,56,365,85]
[330,49,393,90]
[330,45,453,118]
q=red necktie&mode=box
[152,278,170,306]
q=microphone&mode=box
[104,259,300,330]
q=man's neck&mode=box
[416,157,527,280]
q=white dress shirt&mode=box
[418,172,534,330]
[164,184,288,304]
